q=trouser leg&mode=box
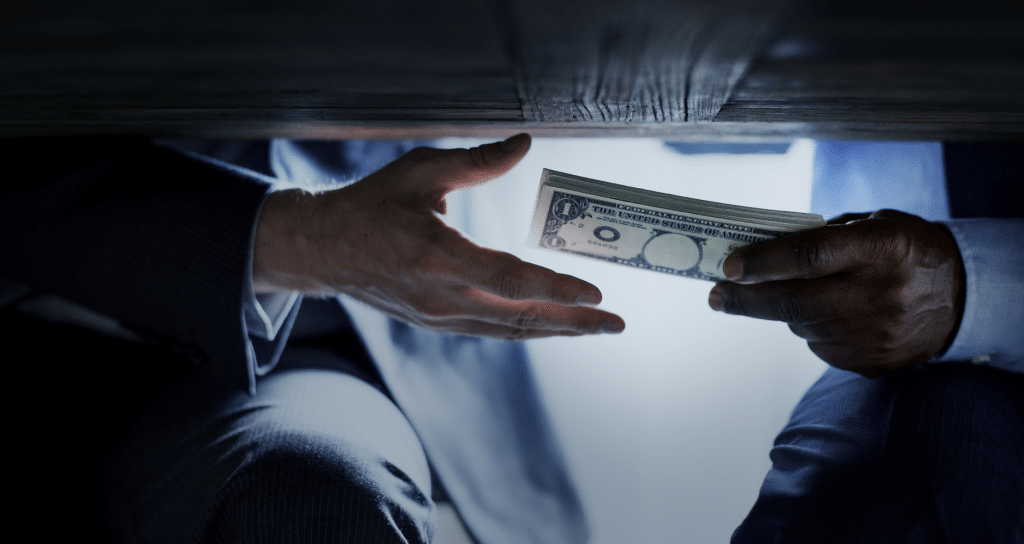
[733,364,1024,544]
[102,366,436,544]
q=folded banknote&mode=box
[529,169,825,281]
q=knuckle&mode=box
[795,238,835,275]
[894,290,915,317]
[884,231,912,261]
[776,292,803,323]
[499,273,529,300]
[466,146,491,170]
[865,216,911,263]
[513,307,542,330]
[493,257,529,299]
[885,279,917,317]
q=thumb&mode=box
[430,133,532,193]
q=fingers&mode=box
[427,317,615,341]
[471,255,603,307]
[710,208,954,378]
[386,226,624,338]
[708,277,860,324]
[448,134,532,191]
[721,217,896,284]
[432,242,625,333]
[378,286,624,340]
[435,232,605,307]
[406,134,532,194]
[434,291,626,338]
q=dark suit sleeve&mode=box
[0,137,274,392]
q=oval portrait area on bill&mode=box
[642,233,702,271]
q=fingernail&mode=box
[722,255,743,282]
[500,134,524,153]
[576,292,601,306]
[600,320,625,334]
[708,287,725,312]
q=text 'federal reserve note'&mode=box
[528,169,825,282]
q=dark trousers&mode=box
[732,364,1024,543]
[7,302,435,544]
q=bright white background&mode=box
[435,138,829,544]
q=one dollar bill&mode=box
[529,169,826,282]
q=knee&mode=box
[734,365,1024,544]
[204,432,435,544]
[868,365,1024,542]
[105,370,436,544]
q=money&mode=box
[529,169,826,281]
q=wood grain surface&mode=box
[2,0,1022,139]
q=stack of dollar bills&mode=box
[529,169,826,282]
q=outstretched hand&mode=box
[708,209,964,377]
[253,134,625,340]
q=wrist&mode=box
[253,188,320,293]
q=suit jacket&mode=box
[0,137,588,544]
[1,138,274,391]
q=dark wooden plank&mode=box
[718,14,1024,137]
[2,0,1023,139]
[0,119,807,140]
[504,0,789,123]
[0,0,523,135]
[685,1,794,122]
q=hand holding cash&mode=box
[529,169,825,281]
[529,170,963,376]
[709,209,965,377]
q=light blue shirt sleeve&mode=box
[935,219,1024,373]
[811,141,950,221]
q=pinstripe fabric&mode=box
[1,138,275,394]
[103,364,436,544]
[733,365,1024,543]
